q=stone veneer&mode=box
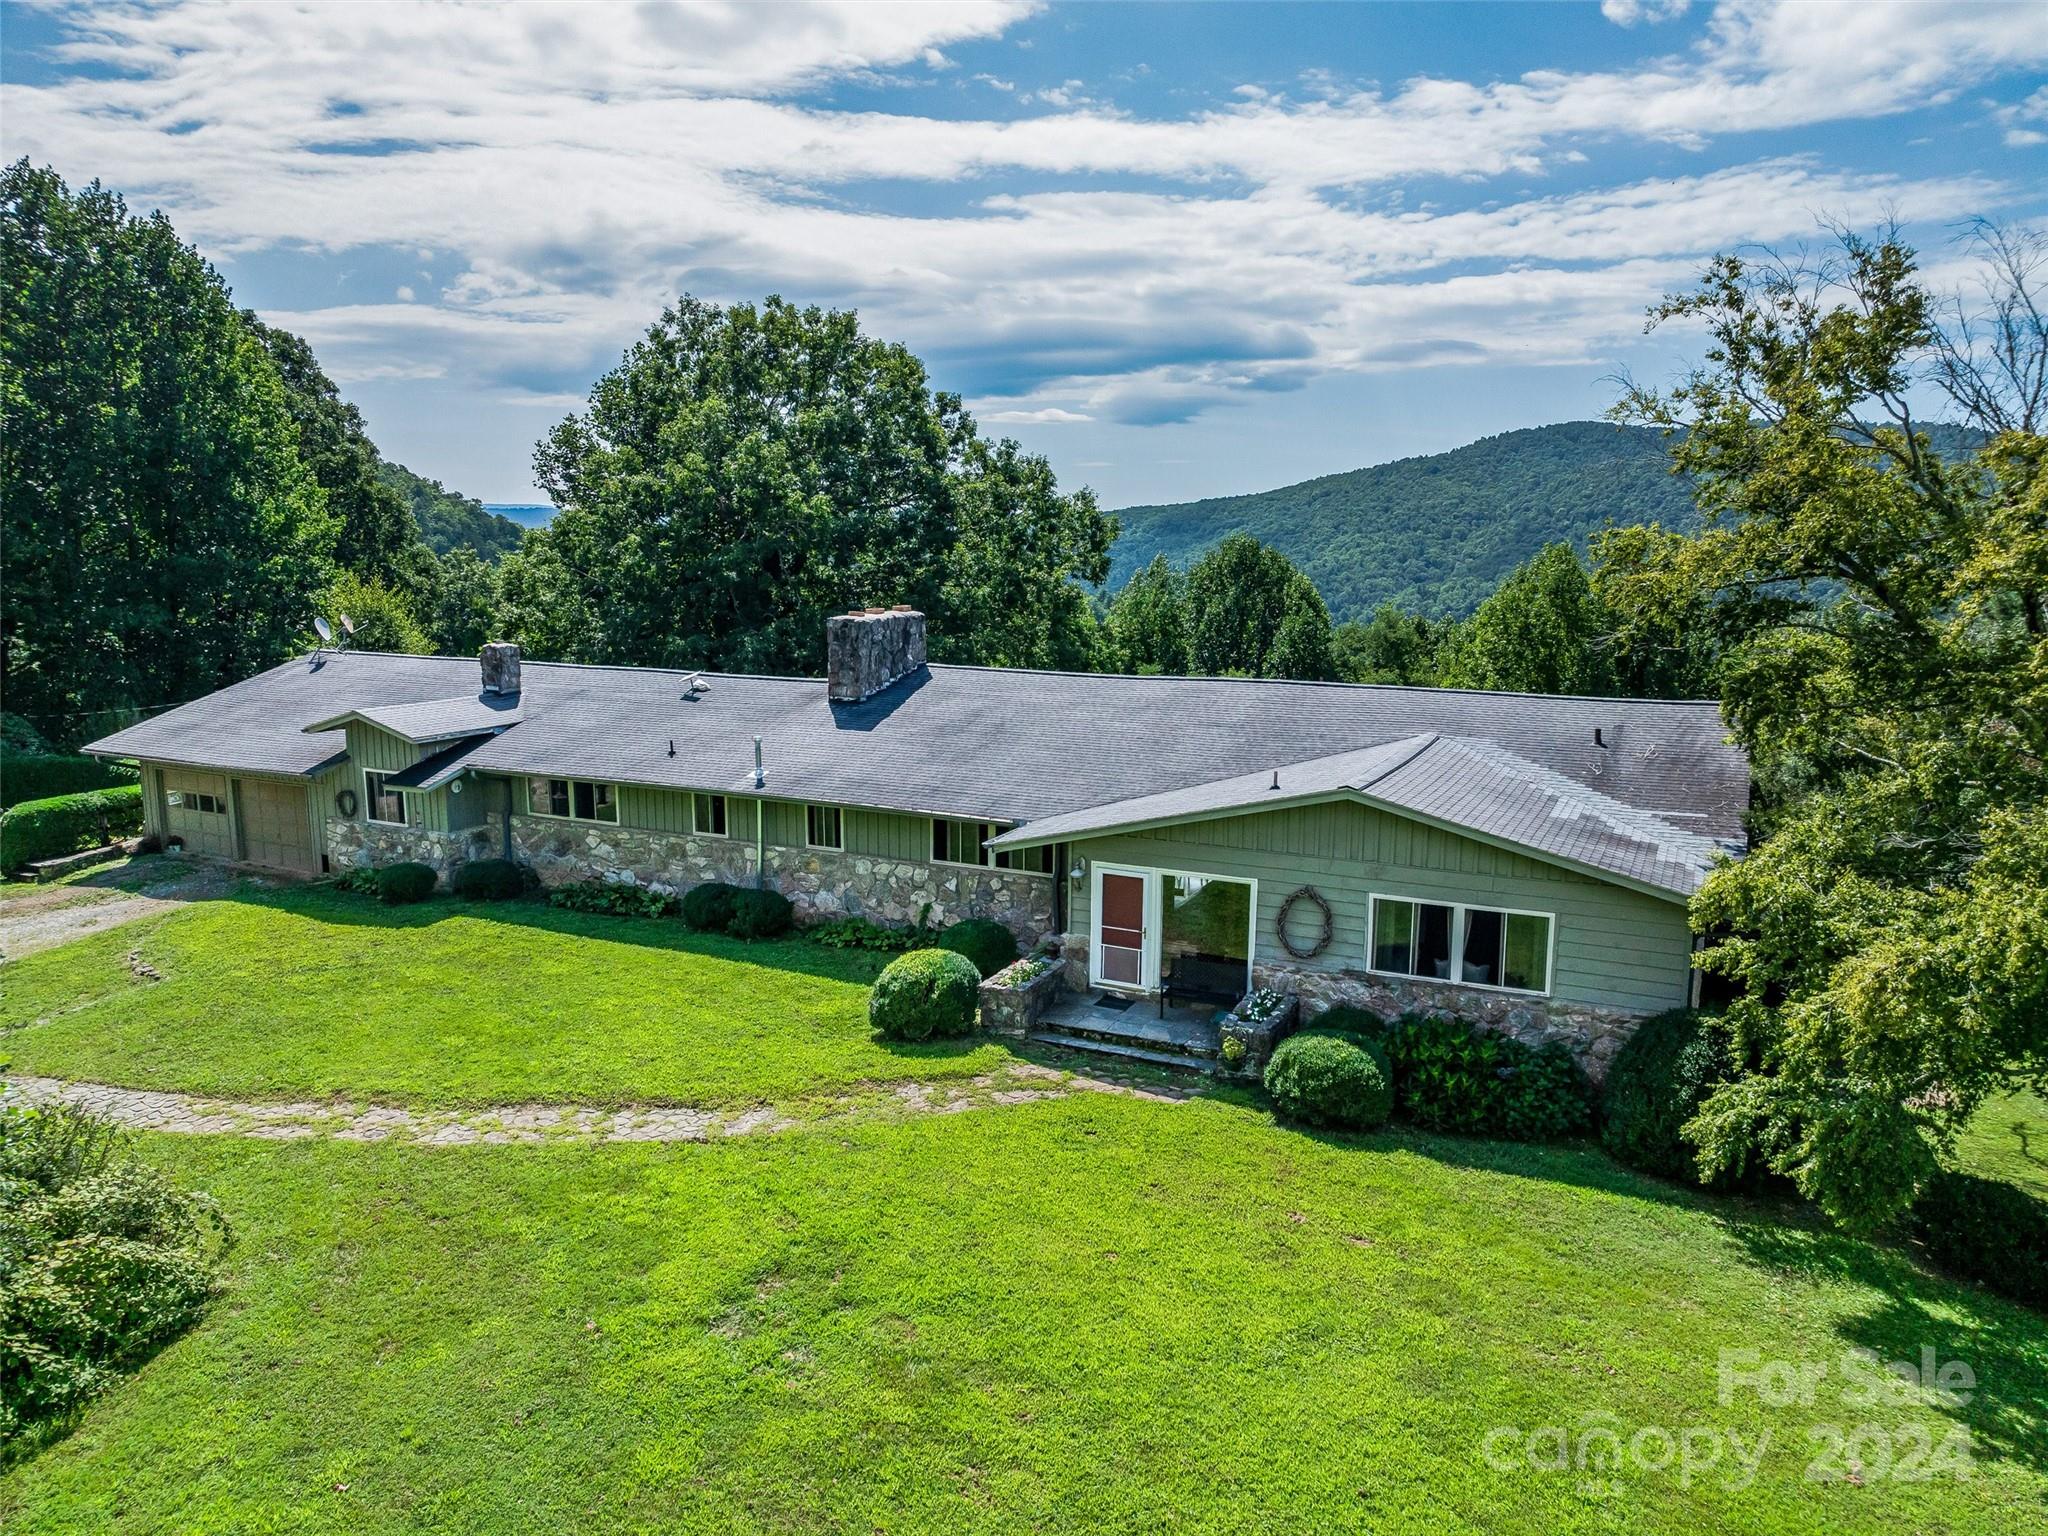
[507,816,1053,941]
[1058,931,1644,1081]
[327,814,502,877]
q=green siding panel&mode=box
[1068,799,1692,1014]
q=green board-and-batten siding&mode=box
[1067,798,1693,1015]
[343,723,486,833]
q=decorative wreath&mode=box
[1276,884,1334,960]
[334,788,358,818]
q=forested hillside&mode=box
[376,460,526,560]
[1109,422,1696,619]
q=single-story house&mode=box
[87,607,1747,1074]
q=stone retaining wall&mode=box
[978,959,1067,1038]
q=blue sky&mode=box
[5,0,2044,507]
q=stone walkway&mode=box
[0,1062,1193,1148]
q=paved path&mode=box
[0,1063,1192,1148]
[0,861,236,962]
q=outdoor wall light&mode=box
[1068,859,1085,881]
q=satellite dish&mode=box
[340,614,357,636]
[313,616,333,644]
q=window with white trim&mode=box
[805,804,843,850]
[175,790,226,815]
[529,777,617,824]
[693,793,728,837]
[932,817,1049,874]
[1369,896,1551,995]
[364,771,407,827]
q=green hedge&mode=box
[1912,1170,2048,1312]
[451,858,530,902]
[681,881,742,932]
[727,888,794,940]
[0,785,144,872]
[2,755,138,810]
[1381,1013,1594,1143]
[870,948,983,1041]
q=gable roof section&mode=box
[86,651,1750,890]
[989,733,1730,901]
[305,693,522,745]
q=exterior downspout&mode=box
[753,736,766,889]
[501,775,515,860]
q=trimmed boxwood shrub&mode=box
[1381,1012,1592,1142]
[681,881,742,933]
[0,785,144,872]
[727,887,794,940]
[870,948,983,1041]
[939,917,1018,978]
[374,861,438,905]
[1912,1170,2048,1312]
[449,858,528,902]
[2,755,138,810]
[1264,1029,1394,1130]
[1601,1008,1739,1185]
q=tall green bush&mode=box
[680,881,742,933]
[374,862,437,905]
[870,949,983,1041]
[726,888,794,940]
[0,1104,231,1447]
[2,756,137,810]
[1601,1009,1740,1186]
[0,785,143,871]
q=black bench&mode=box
[1160,954,1246,1018]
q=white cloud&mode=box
[2,0,2037,443]
[1602,0,1691,25]
[395,285,416,303]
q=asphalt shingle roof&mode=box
[306,694,522,744]
[87,650,1750,878]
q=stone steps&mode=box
[1028,1028,1218,1074]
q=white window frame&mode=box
[692,792,728,838]
[527,776,618,825]
[1088,860,1258,995]
[364,770,408,827]
[805,803,843,851]
[1365,891,1556,997]
[993,842,1055,877]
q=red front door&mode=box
[1098,872,1146,987]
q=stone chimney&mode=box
[827,606,927,703]
[480,642,522,696]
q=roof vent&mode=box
[1270,770,1281,791]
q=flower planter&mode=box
[1215,988,1301,1080]
[978,953,1067,1037]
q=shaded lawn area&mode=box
[1956,1090,2048,1199]
[3,1098,2042,1535]
[0,886,1014,1108]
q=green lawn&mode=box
[1956,1090,2048,1199]
[0,887,1015,1108]
[3,1101,2042,1534]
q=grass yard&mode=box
[3,1099,2043,1535]
[0,886,1015,1108]
[1955,1090,2048,1200]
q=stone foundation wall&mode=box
[326,814,502,876]
[1055,929,1641,1080]
[1251,959,1643,1081]
[506,817,1054,941]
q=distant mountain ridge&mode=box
[1107,422,1697,621]
[376,459,529,561]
